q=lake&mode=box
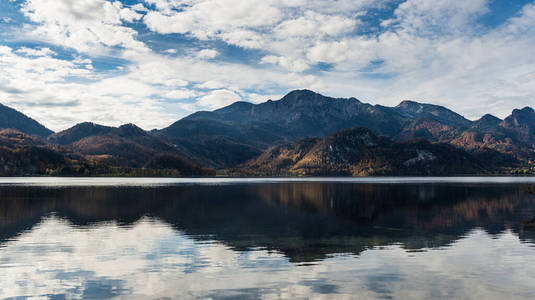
[1,177,535,299]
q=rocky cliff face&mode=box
[501,107,535,146]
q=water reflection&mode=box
[1,182,535,298]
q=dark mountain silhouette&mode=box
[50,122,206,170]
[0,129,85,176]
[395,100,472,128]
[450,109,535,161]
[234,127,488,176]
[1,90,534,175]
[158,90,413,167]
[157,90,535,168]
[0,124,213,176]
[48,122,113,144]
[395,117,462,142]
[163,90,405,141]
[0,103,53,137]
[472,114,502,131]
[501,107,535,146]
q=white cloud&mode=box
[140,0,362,50]
[143,0,282,40]
[15,47,57,57]
[245,92,284,103]
[195,80,226,89]
[140,1,367,54]
[120,6,144,22]
[306,40,352,64]
[143,0,188,14]
[143,10,195,35]
[503,3,535,34]
[196,49,218,59]
[274,10,357,38]
[1,218,534,299]
[163,89,199,99]
[21,0,148,54]
[260,55,310,72]
[197,89,241,109]
[162,78,189,87]
[389,0,489,36]
[131,3,149,12]
[219,30,265,49]
[73,57,92,65]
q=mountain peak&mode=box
[396,100,425,114]
[503,106,535,130]
[478,114,501,122]
[472,114,501,130]
[508,106,535,120]
[115,123,147,137]
[280,89,326,103]
[213,101,254,113]
[516,106,535,114]
[49,122,113,145]
[481,113,500,119]
[282,89,320,98]
[73,122,106,129]
[118,123,142,130]
[395,100,471,127]
[397,100,422,106]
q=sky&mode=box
[0,0,534,131]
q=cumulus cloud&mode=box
[141,1,366,60]
[131,3,148,12]
[196,49,218,59]
[197,89,241,109]
[21,0,147,54]
[15,47,57,57]
[163,89,199,99]
[274,10,358,38]
[388,0,489,36]
[143,0,283,40]
[260,55,310,72]
[195,80,226,89]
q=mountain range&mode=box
[1,90,534,176]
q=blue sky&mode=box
[0,0,534,131]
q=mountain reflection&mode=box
[1,183,535,262]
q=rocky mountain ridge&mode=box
[1,89,534,175]
[157,90,535,167]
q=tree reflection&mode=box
[1,183,535,262]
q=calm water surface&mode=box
[1,177,535,299]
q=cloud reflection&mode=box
[0,217,535,299]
